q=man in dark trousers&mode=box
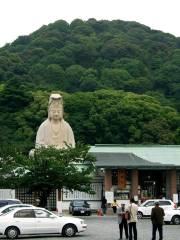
[117,203,128,239]
[101,196,107,215]
[128,198,138,240]
[151,201,165,240]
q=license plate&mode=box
[81,210,85,213]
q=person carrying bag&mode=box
[117,203,129,239]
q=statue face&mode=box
[49,107,63,121]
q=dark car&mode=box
[69,200,91,216]
[0,199,22,208]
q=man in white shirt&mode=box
[128,198,138,240]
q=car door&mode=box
[34,209,60,234]
[13,209,36,234]
[143,201,155,215]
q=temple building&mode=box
[90,144,180,203]
[12,144,180,210]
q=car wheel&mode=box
[172,215,180,225]
[62,224,77,237]
[137,211,143,219]
[5,226,20,239]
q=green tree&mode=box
[80,68,100,91]
[0,144,96,208]
[65,65,85,92]
[0,77,33,113]
[46,64,65,88]
[101,68,132,89]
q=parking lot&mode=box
[1,215,179,240]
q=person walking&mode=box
[151,201,165,240]
[111,199,118,214]
[101,196,107,215]
[117,203,129,239]
[128,198,138,240]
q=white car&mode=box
[164,209,180,225]
[0,204,33,216]
[137,199,175,219]
[0,207,87,239]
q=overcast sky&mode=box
[0,0,180,47]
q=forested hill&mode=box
[1,19,180,105]
[0,19,180,151]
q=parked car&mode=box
[0,207,87,239]
[164,209,180,225]
[69,200,91,216]
[137,199,176,219]
[0,199,22,208]
[0,204,34,216]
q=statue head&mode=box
[48,93,64,121]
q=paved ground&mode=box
[1,215,179,240]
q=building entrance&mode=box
[139,170,166,200]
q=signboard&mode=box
[173,194,178,204]
[118,170,126,189]
[105,191,114,203]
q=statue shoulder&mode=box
[62,119,72,129]
[38,119,49,129]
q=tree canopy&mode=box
[0,19,180,150]
[0,144,96,207]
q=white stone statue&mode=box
[35,93,75,149]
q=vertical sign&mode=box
[105,191,114,204]
[118,169,126,189]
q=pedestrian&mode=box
[111,199,118,214]
[151,201,165,240]
[128,198,138,240]
[117,203,129,239]
[101,196,107,215]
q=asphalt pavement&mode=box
[0,215,179,240]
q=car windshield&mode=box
[73,201,85,206]
[1,205,31,214]
[0,211,13,216]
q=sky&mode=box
[0,0,180,47]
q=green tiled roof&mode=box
[89,145,180,169]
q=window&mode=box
[73,201,84,207]
[159,201,171,206]
[2,207,13,214]
[8,200,21,204]
[34,209,53,218]
[144,201,155,207]
[2,205,31,214]
[0,201,7,207]
[14,209,35,218]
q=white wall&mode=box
[0,189,15,199]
